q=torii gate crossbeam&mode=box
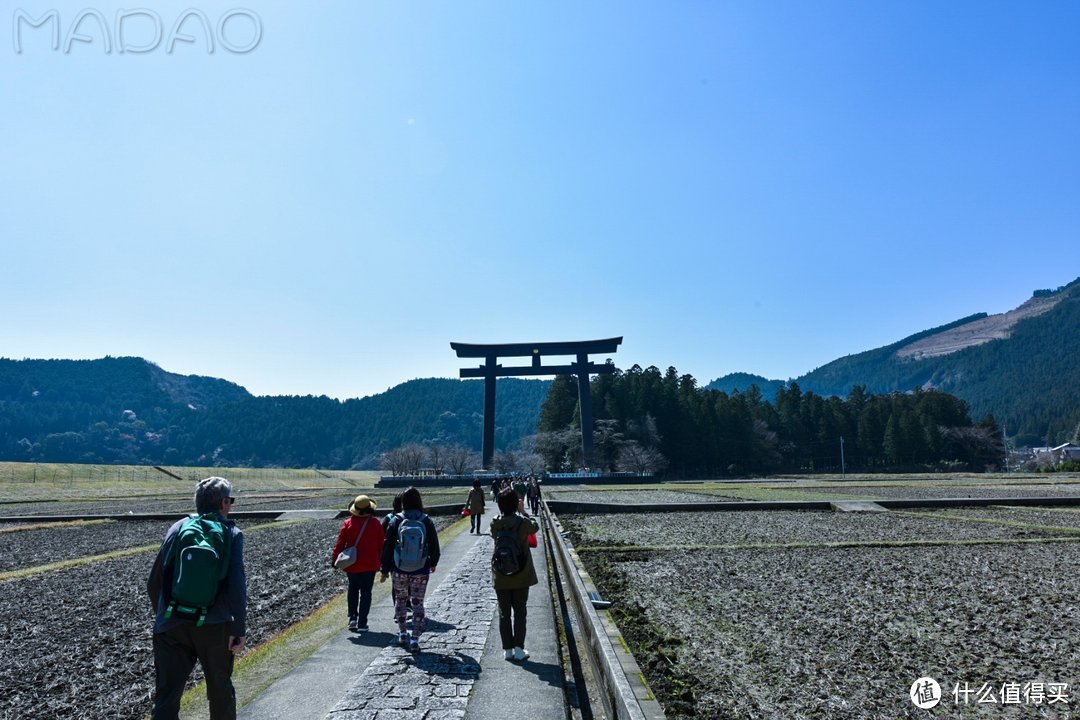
[450,337,622,470]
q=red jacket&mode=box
[331,515,384,573]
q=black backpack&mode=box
[491,516,527,576]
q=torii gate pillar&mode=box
[451,338,622,470]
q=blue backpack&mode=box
[394,514,429,572]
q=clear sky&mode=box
[2,1,1078,399]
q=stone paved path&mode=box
[325,538,497,720]
[236,520,565,720]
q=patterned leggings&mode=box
[392,572,429,639]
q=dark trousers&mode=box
[470,512,482,532]
[347,571,376,624]
[152,622,235,720]
[496,587,530,649]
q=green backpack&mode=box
[164,513,232,626]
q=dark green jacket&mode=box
[489,513,539,590]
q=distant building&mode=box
[1057,443,1080,464]
[1033,443,1080,467]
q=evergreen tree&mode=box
[537,375,578,432]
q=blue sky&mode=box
[2,1,1077,399]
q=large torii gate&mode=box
[450,337,623,470]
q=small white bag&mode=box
[334,517,371,570]
[334,546,357,570]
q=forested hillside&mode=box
[4,278,1075,470]
[537,365,1003,477]
[796,280,1080,445]
[704,373,785,400]
[0,357,549,468]
[706,279,1080,446]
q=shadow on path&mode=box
[506,659,564,689]
[404,650,483,680]
[345,631,396,648]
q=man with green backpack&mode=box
[147,477,247,720]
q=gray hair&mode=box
[195,476,232,514]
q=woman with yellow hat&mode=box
[330,495,385,631]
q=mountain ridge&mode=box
[707,278,1080,445]
[3,279,1076,465]
[895,293,1067,360]
[0,358,550,468]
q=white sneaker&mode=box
[513,647,530,661]
[503,649,514,660]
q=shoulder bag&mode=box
[334,517,371,570]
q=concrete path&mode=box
[238,519,566,720]
[464,527,565,720]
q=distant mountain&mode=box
[8,277,1077,467]
[0,356,250,409]
[706,278,1080,446]
[0,357,549,468]
[704,372,785,400]
[185,377,550,468]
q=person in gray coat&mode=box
[147,477,247,720]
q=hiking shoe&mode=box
[398,632,409,647]
[356,625,369,633]
[513,647,530,661]
[409,638,420,653]
[348,617,357,631]
[503,649,514,660]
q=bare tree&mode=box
[517,452,546,477]
[427,443,446,476]
[940,425,1004,471]
[380,446,408,476]
[533,428,579,471]
[401,443,426,476]
[616,440,668,474]
[445,444,479,476]
[383,443,428,476]
[493,449,520,474]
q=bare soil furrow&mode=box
[0,513,456,720]
[564,510,1080,719]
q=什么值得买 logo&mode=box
[911,676,1071,708]
[910,677,941,709]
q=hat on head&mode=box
[349,495,377,516]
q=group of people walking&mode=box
[489,473,542,514]
[331,481,539,662]
[330,486,441,651]
[146,476,541,720]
